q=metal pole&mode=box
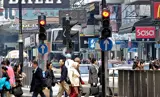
[18,0,23,73]
[102,50,106,97]
[102,0,107,96]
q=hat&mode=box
[65,53,71,58]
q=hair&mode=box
[5,59,10,66]
[46,62,52,70]
[2,66,8,71]
[59,59,65,64]
[91,58,96,64]
[1,61,5,65]
[13,63,20,72]
[74,57,81,64]
[32,61,38,65]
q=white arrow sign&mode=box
[104,39,109,51]
[41,45,45,54]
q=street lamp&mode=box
[18,0,23,73]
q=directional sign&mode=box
[100,38,113,51]
[88,38,99,49]
[38,44,48,54]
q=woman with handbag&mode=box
[69,62,80,97]
[13,63,26,97]
[45,62,56,97]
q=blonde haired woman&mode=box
[69,62,80,97]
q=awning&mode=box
[119,17,153,34]
[125,0,150,5]
[133,17,153,26]
[119,22,136,34]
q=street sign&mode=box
[59,10,87,24]
[38,44,48,54]
[88,38,99,49]
[154,44,160,48]
[4,0,70,8]
[100,38,113,51]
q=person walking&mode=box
[69,62,80,97]
[13,63,26,97]
[30,61,46,97]
[45,62,56,97]
[85,58,99,97]
[4,59,15,87]
[57,59,70,97]
[1,66,10,97]
[74,57,84,97]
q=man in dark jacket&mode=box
[30,61,46,97]
[57,59,70,97]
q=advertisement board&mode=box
[4,0,70,8]
[153,2,160,20]
[136,26,156,40]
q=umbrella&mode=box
[6,50,28,59]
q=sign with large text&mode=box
[4,0,70,8]
[136,26,156,40]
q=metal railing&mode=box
[118,70,160,97]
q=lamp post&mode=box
[18,0,23,73]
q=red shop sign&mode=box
[136,26,156,39]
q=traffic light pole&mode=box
[101,0,109,96]
[18,0,23,73]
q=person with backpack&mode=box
[30,61,46,97]
[45,62,56,97]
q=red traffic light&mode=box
[40,20,46,25]
[102,10,110,18]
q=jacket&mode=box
[60,65,68,83]
[68,68,80,86]
[45,69,56,87]
[88,65,98,85]
[30,67,44,92]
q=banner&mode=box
[4,0,70,8]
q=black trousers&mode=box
[32,89,46,97]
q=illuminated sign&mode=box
[154,2,160,19]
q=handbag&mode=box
[46,78,52,87]
[12,86,23,96]
[51,78,57,86]
[90,86,99,95]
[65,77,71,84]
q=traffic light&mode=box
[101,8,111,39]
[38,15,46,40]
[62,16,78,50]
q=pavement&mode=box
[21,85,94,97]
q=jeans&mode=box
[32,90,46,97]
[1,91,7,97]
[49,87,53,97]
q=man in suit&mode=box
[30,61,46,97]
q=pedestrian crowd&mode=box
[0,59,26,97]
[0,53,102,97]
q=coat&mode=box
[88,65,98,85]
[30,67,44,92]
[45,69,56,87]
[68,67,80,86]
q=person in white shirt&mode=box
[65,53,74,69]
